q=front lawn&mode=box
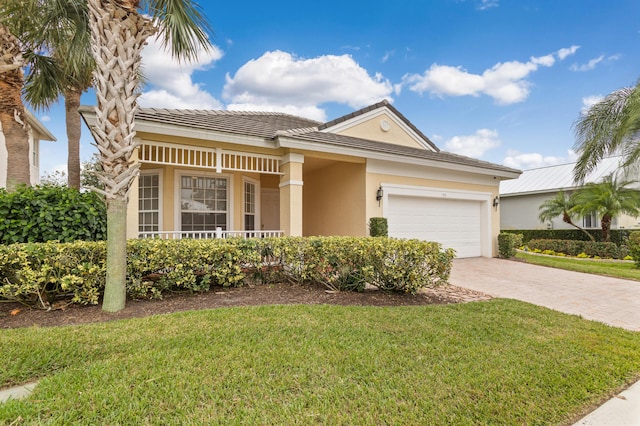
[2,300,640,424]
[516,251,640,281]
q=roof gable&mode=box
[318,100,439,152]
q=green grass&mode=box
[1,301,640,425]
[516,251,640,281]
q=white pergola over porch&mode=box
[138,141,283,175]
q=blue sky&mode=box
[37,0,640,176]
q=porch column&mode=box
[125,144,140,239]
[279,153,304,236]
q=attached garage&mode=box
[383,184,492,258]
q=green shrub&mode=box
[501,229,629,245]
[0,237,455,308]
[368,217,388,237]
[527,239,624,259]
[0,185,106,244]
[627,231,640,267]
[498,233,523,258]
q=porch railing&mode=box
[138,228,284,240]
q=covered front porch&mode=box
[126,140,368,240]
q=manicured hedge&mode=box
[0,185,106,244]
[0,237,455,309]
[498,233,523,258]
[501,229,631,245]
[526,239,625,259]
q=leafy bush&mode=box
[0,237,455,308]
[368,217,388,237]
[0,185,106,244]
[498,233,523,258]
[501,229,630,245]
[627,231,640,267]
[527,239,624,259]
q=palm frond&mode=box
[144,0,213,63]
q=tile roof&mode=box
[318,99,439,152]
[500,156,624,196]
[280,130,520,174]
[79,104,519,176]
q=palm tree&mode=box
[1,0,93,190]
[573,82,640,182]
[0,23,31,191]
[571,175,640,242]
[87,0,212,312]
[538,190,595,241]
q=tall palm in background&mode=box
[88,0,212,312]
[0,0,93,189]
[573,82,640,182]
[0,23,31,191]
[571,174,640,242]
[538,190,594,241]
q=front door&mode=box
[260,188,280,230]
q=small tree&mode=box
[572,174,640,242]
[538,190,594,241]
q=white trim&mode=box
[280,152,305,165]
[367,158,499,186]
[139,169,163,233]
[242,176,261,232]
[319,106,436,152]
[279,180,304,188]
[277,136,520,179]
[174,169,234,232]
[381,183,493,258]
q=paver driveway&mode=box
[450,257,640,331]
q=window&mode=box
[139,173,159,233]
[583,212,598,228]
[181,176,228,231]
[244,181,256,231]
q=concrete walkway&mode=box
[450,257,640,331]
[451,257,640,426]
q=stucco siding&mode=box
[336,113,426,150]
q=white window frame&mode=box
[174,170,233,232]
[138,169,163,233]
[243,176,261,231]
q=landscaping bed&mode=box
[0,281,490,329]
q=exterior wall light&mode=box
[376,186,383,206]
[493,196,500,208]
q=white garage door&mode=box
[387,195,482,258]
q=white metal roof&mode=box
[500,156,624,196]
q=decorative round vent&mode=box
[380,119,391,132]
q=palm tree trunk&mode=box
[88,0,155,312]
[0,23,30,191]
[65,88,82,189]
[601,216,612,242]
[563,214,596,242]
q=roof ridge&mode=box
[136,107,321,121]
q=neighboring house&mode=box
[0,110,56,188]
[500,156,640,231]
[80,100,520,258]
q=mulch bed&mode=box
[0,282,491,329]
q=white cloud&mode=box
[40,115,51,122]
[444,129,501,158]
[382,50,394,63]
[402,46,578,105]
[570,55,604,72]
[227,102,328,122]
[503,149,577,169]
[570,54,620,72]
[478,0,499,10]
[223,50,394,121]
[138,35,224,109]
[557,45,580,60]
[581,95,604,113]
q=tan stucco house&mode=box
[0,110,56,188]
[80,100,520,258]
